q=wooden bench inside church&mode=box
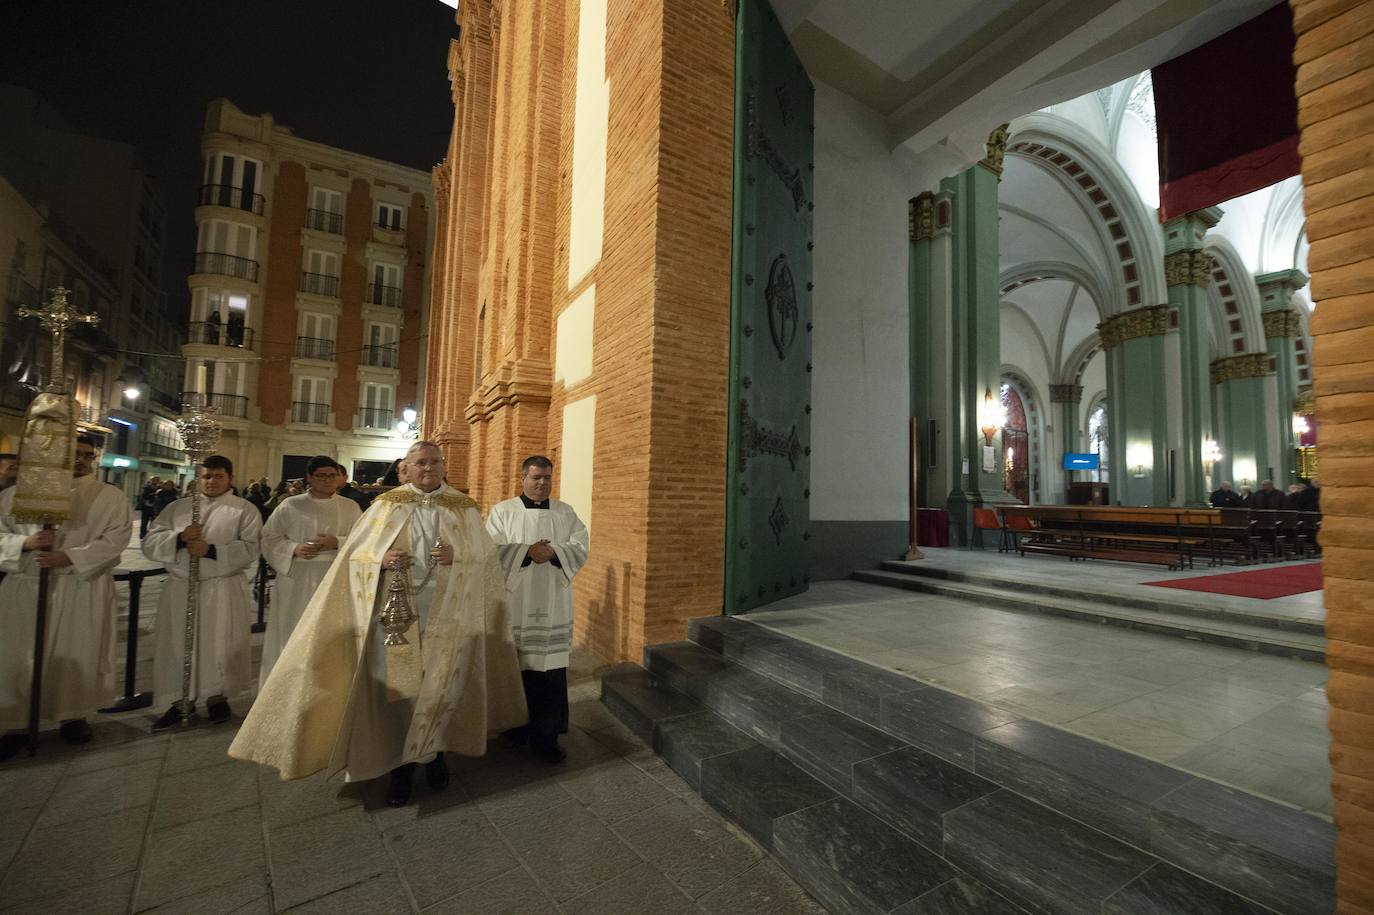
[1000,505,1235,570]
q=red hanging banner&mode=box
[1152,2,1300,221]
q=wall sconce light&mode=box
[1126,442,1152,479]
[1232,457,1257,490]
[1292,414,1310,437]
[1202,439,1222,466]
[980,387,1005,446]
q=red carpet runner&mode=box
[1143,563,1323,600]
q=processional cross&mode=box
[17,286,99,393]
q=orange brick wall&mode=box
[398,189,429,411]
[424,0,737,664]
[260,162,307,425]
[1291,1,1374,910]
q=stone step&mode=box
[851,568,1325,662]
[876,559,1325,637]
[685,615,1334,915]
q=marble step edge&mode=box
[679,619,1335,914]
[852,569,1325,663]
[598,664,1037,914]
[876,559,1326,637]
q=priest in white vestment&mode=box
[144,454,261,730]
[230,441,527,808]
[259,456,361,687]
[487,455,589,764]
[0,435,131,757]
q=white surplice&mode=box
[259,493,361,687]
[486,498,589,672]
[144,492,261,703]
[0,475,133,728]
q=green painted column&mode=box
[909,128,1014,546]
[1210,354,1276,492]
[1049,383,1082,502]
[1256,269,1308,485]
[1162,208,1222,506]
[1100,306,1177,506]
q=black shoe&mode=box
[151,705,183,732]
[533,740,566,765]
[386,764,415,807]
[59,719,93,745]
[425,754,449,791]
[500,727,528,750]
[0,733,26,762]
[207,698,231,724]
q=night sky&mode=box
[0,0,458,315]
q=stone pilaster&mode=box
[1163,207,1222,506]
[1209,353,1277,490]
[1256,268,1308,485]
[1097,304,1179,506]
[1049,383,1082,501]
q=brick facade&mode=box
[1290,0,1374,910]
[425,0,735,663]
[260,162,307,427]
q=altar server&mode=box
[145,454,261,730]
[258,456,361,686]
[0,434,131,756]
[486,455,589,763]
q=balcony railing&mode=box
[357,407,394,430]
[179,391,248,418]
[143,440,184,461]
[301,272,340,297]
[362,344,399,368]
[294,336,335,361]
[187,321,254,349]
[198,184,265,215]
[367,283,402,308]
[192,252,259,282]
[75,403,107,426]
[152,388,180,411]
[291,401,330,425]
[305,209,343,234]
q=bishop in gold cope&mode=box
[231,441,527,808]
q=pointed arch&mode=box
[1202,235,1266,357]
[1007,113,1166,317]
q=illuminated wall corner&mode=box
[559,394,596,534]
[567,0,609,289]
[554,284,595,387]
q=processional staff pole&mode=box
[173,395,221,727]
[14,287,99,754]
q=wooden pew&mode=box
[1001,506,1219,570]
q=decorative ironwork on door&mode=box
[724,0,814,614]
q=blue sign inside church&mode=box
[1063,453,1099,470]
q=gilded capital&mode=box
[1209,353,1274,385]
[1262,309,1301,339]
[981,123,1010,177]
[909,193,935,242]
[1097,305,1174,350]
[1049,384,1083,404]
[1164,250,1215,287]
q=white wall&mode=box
[810,82,949,522]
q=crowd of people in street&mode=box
[1,439,589,811]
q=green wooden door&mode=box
[724,0,814,615]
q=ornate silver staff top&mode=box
[17,286,98,395]
[172,394,222,724]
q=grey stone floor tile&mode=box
[0,806,147,906]
[696,858,828,915]
[269,808,388,910]
[38,759,161,827]
[498,800,641,902]
[1171,741,1334,813]
[64,735,169,775]
[560,861,696,914]
[0,870,136,915]
[137,806,263,910]
[386,802,516,908]
[1074,693,1267,743]
[286,872,411,914]
[456,762,575,830]
[258,768,363,829]
[612,797,763,898]
[569,697,623,732]
[161,726,241,775]
[0,803,41,873]
[153,759,259,829]
[142,873,271,914]
[0,761,63,814]
[559,756,675,823]
[893,874,1028,914]
[1060,712,1205,762]
[423,866,558,914]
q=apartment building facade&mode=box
[186,99,432,483]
